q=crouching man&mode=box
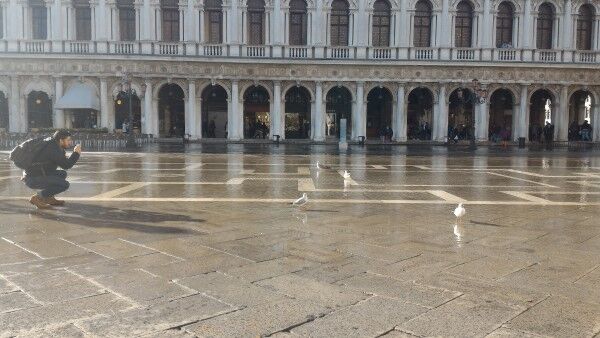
[21,130,82,209]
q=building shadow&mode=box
[0,201,203,235]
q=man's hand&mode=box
[74,144,82,154]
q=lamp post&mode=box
[118,73,145,149]
[458,79,487,150]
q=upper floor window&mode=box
[74,0,92,40]
[536,3,554,49]
[30,0,47,40]
[455,1,473,47]
[330,0,349,46]
[289,0,307,45]
[118,0,136,41]
[576,4,594,50]
[247,0,265,45]
[161,0,179,41]
[496,1,514,47]
[372,0,391,47]
[205,0,223,44]
[414,0,432,47]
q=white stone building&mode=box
[0,0,599,142]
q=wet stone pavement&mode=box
[0,150,600,337]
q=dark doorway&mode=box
[27,91,53,129]
[326,86,352,140]
[285,86,311,139]
[202,84,228,138]
[243,86,270,139]
[407,88,433,140]
[158,83,185,137]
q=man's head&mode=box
[53,130,73,149]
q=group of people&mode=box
[408,122,432,141]
[378,126,394,142]
[448,124,472,143]
[489,125,512,146]
[245,120,270,139]
[568,120,593,141]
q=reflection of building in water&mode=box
[1,0,599,143]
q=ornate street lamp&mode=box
[457,79,487,150]
[118,72,146,149]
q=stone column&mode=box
[9,76,20,133]
[99,77,109,129]
[519,84,528,140]
[439,0,451,58]
[53,77,64,128]
[593,103,600,142]
[229,80,240,140]
[272,81,282,140]
[562,0,573,49]
[187,80,196,137]
[522,0,532,60]
[143,80,155,136]
[394,84,406,142]
[354,82,365,141]
[314,82,325,141]
[434,84,448,141]
[556,85,569,141]
[475,100,489,141]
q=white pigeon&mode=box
[342,170,351,180]
[316,162,331,170]
[292,193,309,208]
[453,203,466,224]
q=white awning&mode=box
[55,83,100,111]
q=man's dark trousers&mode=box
[24,170,70,198]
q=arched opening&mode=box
[414,0,432,47]
[537,3,554,49]
[496,1,514,48]
[243,86,270,139]
[161,0,179,41]
[529,90,554,142]
[69,109,98,129]
[205,0,223,43]
[576,5,595,50]
[247,0,265,45]
[326,86,352,139]
[29,0,47,40]
[407,88,433,140]
[158,83,185,137]
[448,88,475,141]
[202,84,228,138]
[0,92,8,131]
[455,1,474,47]
[289,0,308,45]
[118,0,136,41]
[373,0,391,47]
[569,90,593,141]
[114,91,141,132]
[366,87,393,139]
[330,0,350,46]
[74,0,92,40]
[489,89,514,142]
[285,86,311,139]
[27,91,52,129]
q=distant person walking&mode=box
[10,130,81,209]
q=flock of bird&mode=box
[292,162,467,224]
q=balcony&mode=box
[5,40,600,66]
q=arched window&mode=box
[289,0,308,45]
[576,5,594,50]
[536,3,554,49]
[372,0,391,47]
[247,0,265,45]
[414,0,432,47]
[118,0,136,41]
[455,1,473,47]
[74,0,92,40]
[161,0,179,41]
[205,0,223,43]
[330,0,349,46]
[496,2,514,47]
[30,0,47,40]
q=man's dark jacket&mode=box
[24,140,80,178]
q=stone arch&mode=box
[197,80,231,100]
[282,0,315,9]
[22,78,54,97]
[572,1,599,15]
[324,0,358,10]
[528,85,558,102]
[322,83,356,102]
[0,80,10,98]
[531,0,561,14]
[282,83,315,102]
[405,84,439,103]
[64,78,100,96]
[487,85,519,103]
[364,83,396,102]
[367,0,400,11]
[445,83,479,103]
[153,79,188,99]
[407,0,440,11]
[492,0,521,13]
[568,86,599,105]
[110,81,145,99]
[450,0,482,12]
[239,82,273,102]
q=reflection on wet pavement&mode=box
[0,148,600,337]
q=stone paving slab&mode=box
[0,291,39,313]
[223,256,317,282]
